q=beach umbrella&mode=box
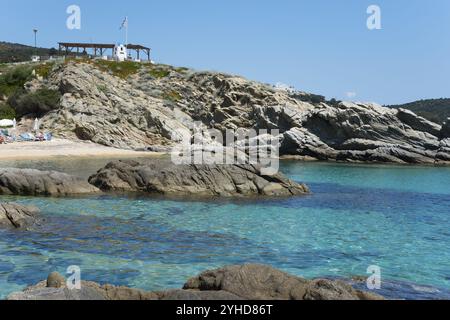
[0,119,14,127]
[34,118,40,131]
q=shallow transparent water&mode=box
[0,158,449,299]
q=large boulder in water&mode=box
[184,264,384,300]
[0,203,40,229]
[88,159,309,197]
[0,168,99,196]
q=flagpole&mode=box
[125,16,128,47]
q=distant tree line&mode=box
[387,99,450,124]
[0,42,58,63]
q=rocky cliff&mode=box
[28,60,450,164]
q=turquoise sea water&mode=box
[0,158,450,300]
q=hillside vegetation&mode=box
[0,42,56,63]
[0,62,60,119]
[387,99,450,124]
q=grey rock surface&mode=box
[8,286,107,301]
[0,168,100,196]
[441,118,450,139]
[9,264,383,301]
[33,62,450,164]
[88,159,309,197]
[184,264,383,300]
[0,202,40,229]
[40,62,191,150]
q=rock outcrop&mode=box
[8,265,383,300]
[8,279,241,301]
[88,159,309,197]
[184,264,383,300]
[441,118,450,139]
[278,103,445,164]
[0,203,40,229]
[40,62,191,150]
[436,119,450,161]
[33,61,450,164]
[0,168,99,196]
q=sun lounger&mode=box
[44,133,52,141]
[6,132,52,143]
[19,133,35,141]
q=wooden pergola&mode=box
[58,42,151,60]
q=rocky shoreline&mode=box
[3,60,448,301]
[23,61,449,165]
[8,264,383,301]
[0,162,339,301]
[0,160,309,199]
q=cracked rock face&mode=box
[441,118,450,139]
[0,168,99,196]
[40,63,192,151]
[36,62,450,164]
[88,159,309,197]
[0,203,40,229]
[184,264,384,300]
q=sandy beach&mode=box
[0,139,164,160]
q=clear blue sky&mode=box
[1,0,449,104]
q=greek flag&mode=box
[120,17,128,30]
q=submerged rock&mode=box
[0,168,99,196]
[88,159,309,197]
[0,203,40,229]
[8,264,383,301]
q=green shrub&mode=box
[8,88,61,117]
[0,103,15,119]
[148,66,171,79]
[94,60,141,79]
[162,90,182,102]
[97,84,108,93]
[35,62,55,79]
[0,65,33,97]
[64,56,92,65]
[174,67,189,74]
